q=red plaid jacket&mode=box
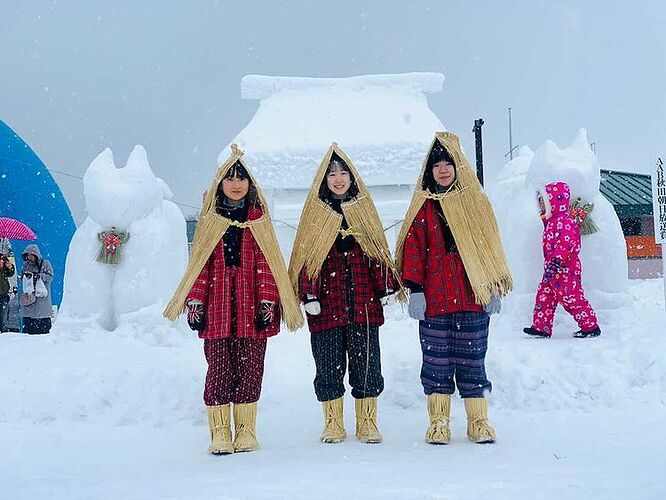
[401,200,483,316]
[186,206,281,339]
[299,240,396,333]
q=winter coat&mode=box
[1,255,15,296]
[541,181,582,279]
[20,244,54,319]
[401,200,483,316]
[186,206,281,339]
[299,238,396,333]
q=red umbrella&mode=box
[0,217,37,240]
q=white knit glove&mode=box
[304,301,321,316]
[380,291,399,307]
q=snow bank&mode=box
[2,280,664,427]
[222,73,446,188]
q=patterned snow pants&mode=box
[310,324,384,402]
[419,312,492,398]
[531,277,598,335]
[203,338,267,406]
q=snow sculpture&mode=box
[220,73,447,254]
[491,129,628,309]
[58,146,189,331]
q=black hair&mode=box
[223,160,250,181]
[422,141,457,192]
[215,160,258,212]
[318,153,359,208]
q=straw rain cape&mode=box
[163,144,303,331]
[288,143,403,300]
[395,132,513,305]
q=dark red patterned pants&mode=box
[203,338,267,405]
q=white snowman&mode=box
[59,146,189,333]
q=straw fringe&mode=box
[289,197,342,286]
[164,214,231,320]
[395,132,513,305]
[248,216,304,331]
[342,196,393,265]
[163,144,304,331]
[342,195,406,300]
[288,143,404,301]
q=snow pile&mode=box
[1,279,664,428]
[57,146,189,337]
[223,73,446,188]
[489,129,628,308]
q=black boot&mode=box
[573,326,601,338]
[523,326,550,338]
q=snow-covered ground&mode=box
[3,75,663,499]
[2,278,665,499]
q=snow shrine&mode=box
[221,73,446,254]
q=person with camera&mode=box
[20,244,54,335]
[0,251,16,333]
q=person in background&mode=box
[0,250,16,333]
[20,244,54,335]
[6,286,21,332]
[523,181,601,339]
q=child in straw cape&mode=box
[164,146,303,455]
[523,181,601,339]
[396,132,513,445]
[289,144,400,445]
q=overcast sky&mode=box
[1,0,665,222]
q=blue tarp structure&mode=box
[0,119,76,306]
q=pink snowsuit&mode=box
[531,182,598,335]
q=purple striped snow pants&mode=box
[419,311,492,398]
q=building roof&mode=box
[221,73,446,189]
[600,169,652,217]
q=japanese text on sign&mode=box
[653,158,666,244]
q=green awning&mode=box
[600,169,653,217]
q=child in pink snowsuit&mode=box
[524,181,601,338]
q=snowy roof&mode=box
[220,73,446,189]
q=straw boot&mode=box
[464,398,496,444]
[425,394,451,445]
[206,405,234,455]
[233,402,260,452]
[320,397,346,443]
[355,397,382,443]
